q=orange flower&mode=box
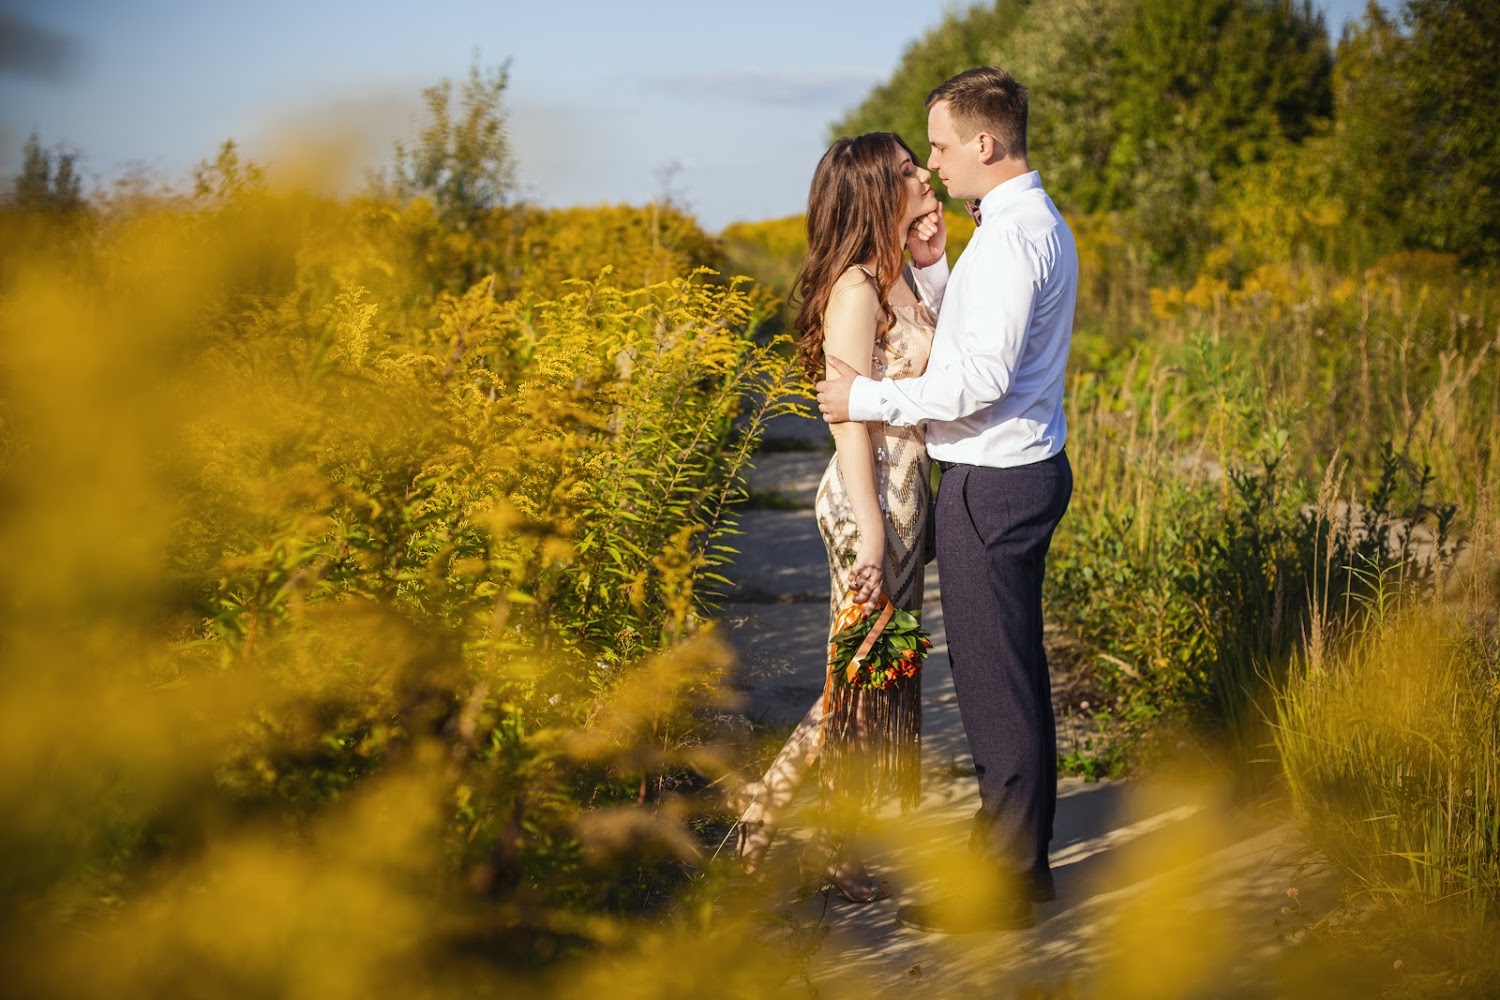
[828,591,928,692]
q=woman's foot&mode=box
[800,842,892,903]
[823,860,892,903]
[728,781,773,874]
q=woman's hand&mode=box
[906,209,946,269]
[850,536,885,605]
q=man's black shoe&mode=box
[1029,870,1057,903]
[895,897,1034,934]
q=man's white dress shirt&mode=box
[846,170,1077,469]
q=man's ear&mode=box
[976,132,998,164]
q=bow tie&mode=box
[966,200,982,226]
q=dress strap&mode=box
[899,263,919,298]
[854,264,919,297]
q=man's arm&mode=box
[816,219,950,425]
[837,230,1040,427]
[906,209,949,312]
[910,256,950,316]
[816,355,860,423]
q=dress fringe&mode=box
[822,669,922,812]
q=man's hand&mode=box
[906,209,946,269]
[816,356,860,424]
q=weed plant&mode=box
[1045,251,1491,775]
[1271,492,1499,993]
[0,158,803,996]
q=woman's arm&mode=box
[822,269,886,603]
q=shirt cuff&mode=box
[914,255,949,282]
[847,375,885,423]
[911,255,950,309]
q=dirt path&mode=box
[716,415,1325,998]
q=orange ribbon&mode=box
[822,591,895,720]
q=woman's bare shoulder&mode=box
[828,266,879,308]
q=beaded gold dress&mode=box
[814,273,935,809]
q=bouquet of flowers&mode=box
[826,592,932,693]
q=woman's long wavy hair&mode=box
[794,132,917,383]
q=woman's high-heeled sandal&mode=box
[798,842,892,903]
[728,781,774,874]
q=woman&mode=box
[733,132,939,901]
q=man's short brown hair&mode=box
[926,66,1028,160]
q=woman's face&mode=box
[897,146,938,225]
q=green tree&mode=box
[1002,0,1135,215]
[10,130,83,212]
[380,58,519,297]
[391,58,515,231]
[831,0,1333,275]
[1317,0,1500,265]
[1321,3,1414,263]
[831,0,1034,180]
[1400,0,1500,261]
[1107,0,1332,271]
[1109,0,1332,185]
[830,0,1134,214]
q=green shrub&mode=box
[0,163,802,996]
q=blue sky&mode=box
[4,0,1379,232]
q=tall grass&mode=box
[1271,489,1499,993]
[1141,256,1498,516]
[1044,249,1494,772]
[1276,584,1499,911]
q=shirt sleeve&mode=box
[847,373,883,422]
[865,230,1041,427]
[910,255,949,314]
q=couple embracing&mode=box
[732,66,1076,934]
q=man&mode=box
[816,66,1076,933]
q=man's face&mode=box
[926,101,982,202]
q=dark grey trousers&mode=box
[935,450,1072,893]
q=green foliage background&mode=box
[832,0,1499,274]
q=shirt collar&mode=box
[977,170,1041,220]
